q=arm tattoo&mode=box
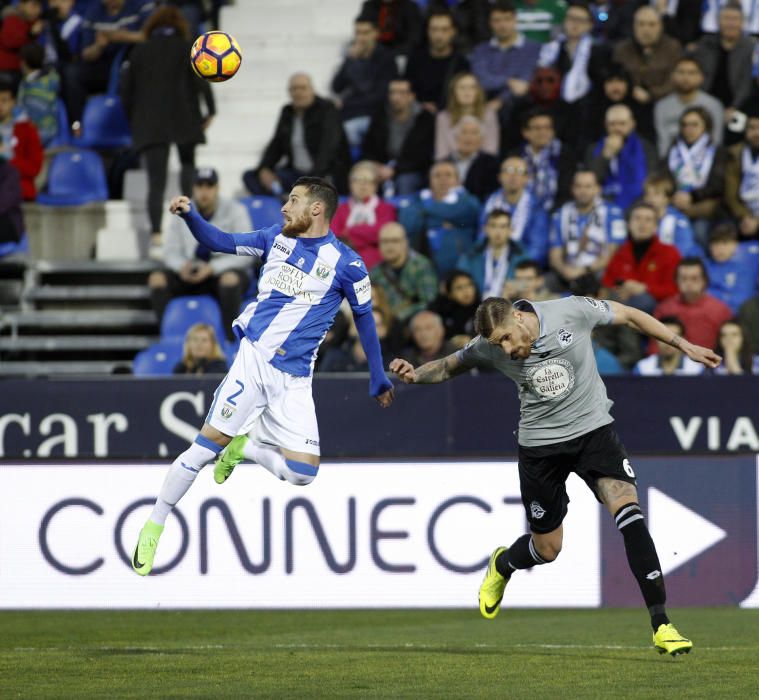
[414,354,468,384]
[669,334,683,350]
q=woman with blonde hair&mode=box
[173,323,228,375]
[331,161,396,269]
[435,72,499,160]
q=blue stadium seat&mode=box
[76,94,132,149]
[161,294,226,342]
[132,339,185,376]
[45,99,71,149]
[36,149,108,206]
[0,232,29,259]
[386,194,415,211]
[239,195,283,229]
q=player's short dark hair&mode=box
[709,222,738,244]
[514,259,542,275]
[474,297,514,337]
[490,0,517,16]
[293,176,339,222]
[485,208,512,225]
[677,256,709,285]
[658,315,685,335]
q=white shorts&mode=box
[206,339,320,456]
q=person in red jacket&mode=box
[0,0,44,80]
[0,79,42,200]
[331,161,396,270]
[602,202,680,314]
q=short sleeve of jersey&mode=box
[572,295,614,329]
[455,335,491,367]
[339,254,372,314]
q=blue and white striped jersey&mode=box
[229,225,372,377]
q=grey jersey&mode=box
[456,296,615,446]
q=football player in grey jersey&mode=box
[390,295,721,655]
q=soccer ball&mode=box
[190,31,242,82]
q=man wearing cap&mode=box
[148,167,253,340]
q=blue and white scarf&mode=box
[668,134,715,191]
[559,197,609,268]
[523,139,561,211]
[538,34,593,103]
[484,246,510,299]
[740,146,759,215]
[482,189,533,243]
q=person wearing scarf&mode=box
[331,161,397,270]
[588,104,656,211]
[481,155,550,266]
[724,105,759,239]
[456,209,527,298]
[666,106,726,246]
[642,173,702,257]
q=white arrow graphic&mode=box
[648,487,727,576]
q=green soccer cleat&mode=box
[653,623,693,656]
[214,435,249,484]
[132,520,164,576]
[479,546,509,619]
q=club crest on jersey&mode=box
[530,501,546,519]
[220,403,235,420]
[315,264,331,279]
[556,328,573,347]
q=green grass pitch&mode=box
[2,608,758,698]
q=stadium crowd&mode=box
[2,0,759,377]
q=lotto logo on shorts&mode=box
[220,404,236,420]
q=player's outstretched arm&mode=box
[607,300,722,369]
[390,352,470,384]
[352,309,395,408]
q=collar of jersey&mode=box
[287,230,335,246]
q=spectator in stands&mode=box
[76,0,153,126]
[331,161,396,270]
[0,0,43,86]
[0,79,42,200]
[398,160,481,276]
[665,106,726,246]
[593,334,626,374]
[371,282,405,355]
[695,2,755,124]
[319,308,391,372]
[17,43,60,147]
[456,208,527,298]
[401,309,457,365]
[427,269,480,347]
[612,6,681,113]
[434,0,491,53]
[469,1,541,109]
[633,316,704,375]
[481,155,550,265]
[435,71,499,160]
[548,169,626,295]
[243,73,350,197]
[148,167,253,341]
[449,116,500,201]
[658,0,703,46]
[120,5,215,256]
[713,319,759,374]
[642,173,701,257]
[704,223,759,313]
[331,13,398,149]
[724,105,759,239]
[514,0,567,43]
[172,322,228,375]
[404,9,469,112]
[536,1,608,105]
[738,292,759,351]
[362,78,435,196]
[359,0,423,57]
[0,156,23,252]
[517,107,574,211]
[653,57,724,158]
[502,258,558,301]
[369,221,438,322]
[601,202,681,314]
[587,104,657,211]
[655,257,733,349]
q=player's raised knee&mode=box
[284,458,319,486]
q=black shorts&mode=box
[517,422,636,534]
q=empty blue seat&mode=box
[161,294,226,342]
[37,149,108,206]
[132,339,184,376]
[239,195,282,229]
[0,232,29,259]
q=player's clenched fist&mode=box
[389,358,416,384]
[169,196,192,215]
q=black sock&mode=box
[495,534,549,578]
[614,502,669,631]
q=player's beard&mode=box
[282,211,311,238]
